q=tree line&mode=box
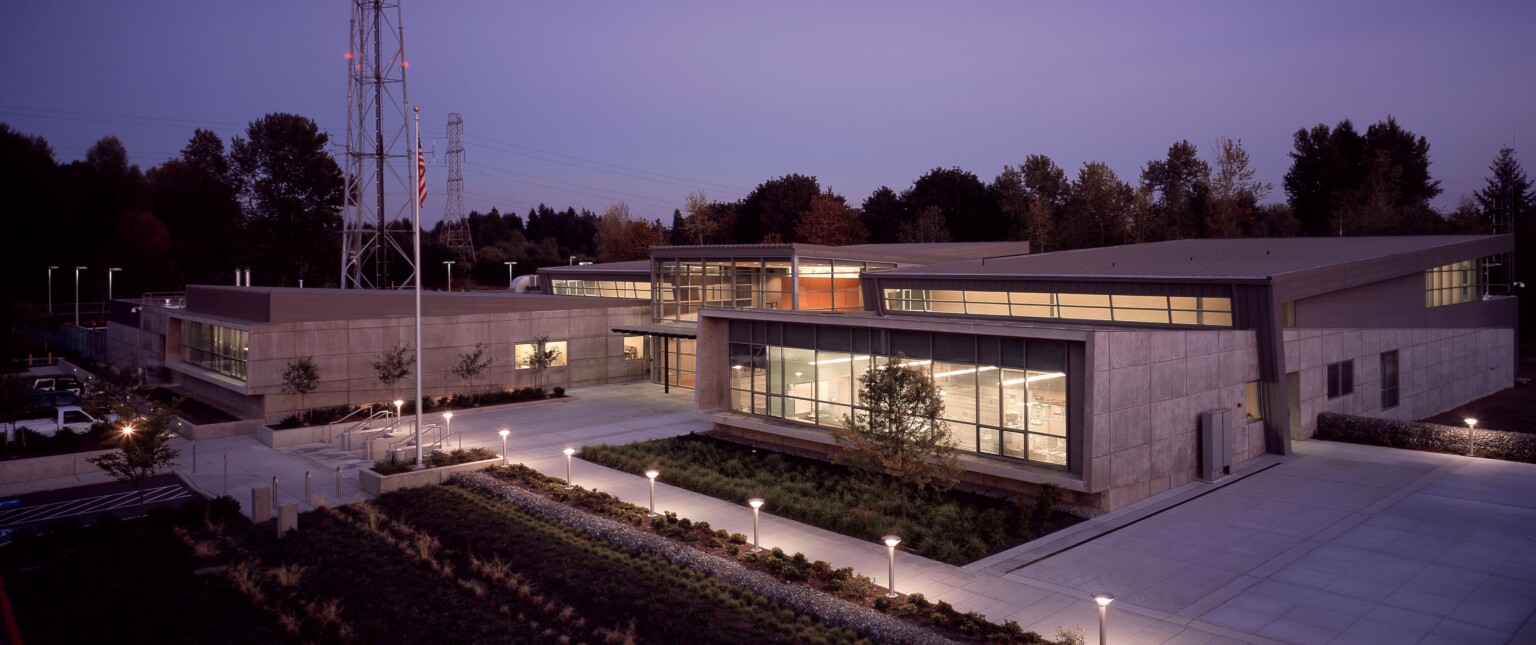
[2,114,1530,303]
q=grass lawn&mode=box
[579,434,1081,565]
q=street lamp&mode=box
[73,266,87,326]
[46,266,58,313]
[121,424,134,436]
[882,535,902,597]
[645,469,660,516]
[498,429,510,466]
[393,399,404,423]
[504,261,517,289]
[1465,418,1478,457]
[443,261,454,292]
[442,411,453,444]
[563,448,576,488]
[1092,593,1115,645]
[748,498,765,551]
[108,267,122,301]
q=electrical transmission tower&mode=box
[341,0,416,289]
[441,113,474,264]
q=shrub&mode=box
[1318,412,1536,463]
[552,386,566,397]
[371,458,414,475]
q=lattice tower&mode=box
[340,0,416,289]
[440,113,474,264]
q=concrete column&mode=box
[250,487,272,523]
[277,503,298,535]
[695,316,729,412]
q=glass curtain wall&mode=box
[654,257,895,322]
[650,337,696,389]
[182,320,249,381]
[726,321,1072,469]
[549,279,649,299]
[885,288,1232,327]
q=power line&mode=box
[464,164,682,210]
[462,132,750,195]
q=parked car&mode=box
[20,389,83,419]
[14,406,108,437]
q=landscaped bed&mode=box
[578,434,1082,565]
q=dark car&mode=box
[20,389,83,420]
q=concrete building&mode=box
[107,285,647,422]
[681,235,1516,510]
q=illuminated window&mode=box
[623,336,645,361]
[1425,260,1479,307]
[1244,382,1262,422]
[883,289,1232,327]
[182,321,248,381]
[515,340,568,369]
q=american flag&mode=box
[416,141,427,208]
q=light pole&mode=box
[108,267,122,301]
[442,411,453,445]
[444,261,454,292]
[73,266,87,326]
[563,448,576,488]
[504,261,517,289]
[1465,418,1478,457]
[748,498,765,551]
[394,399,404,424]
[645,469,660,516]
[1093,593,1114,645]
[499,429,510,467]
[883,535,902,597]
[46,266,58,313]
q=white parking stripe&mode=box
[0,485,193,526]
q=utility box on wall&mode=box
[1199,408,1232,482]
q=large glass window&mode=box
[1426,260,1479,307]
[623,336,645,361]
[651,337,696,389]
[724,321,1073,469]
[515,340,568,369]
[1380,351,1399,410]
[883,288,1232,327]
[550,278,649,299]
[181,321,248,381]
[1327,360,1353,399]
[653,257,891,322]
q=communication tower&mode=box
[341,0,416,289]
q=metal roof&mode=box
[871,236,1511,281]
[648,241,1032,265]
[538,260,651,277]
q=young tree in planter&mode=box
[281,356,321,422]
[450,343,494,401]
[834,354,961,518]
[371,342,415,400]
[523,335,562,391]
[88,404,181,513]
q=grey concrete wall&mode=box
[0,449,116,485]
[1089,329,1262,510]
[357,457,502,495]
[239,304,649,422]
[1282,327,1515,439]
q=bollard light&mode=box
[563,448,576,489]
[748,498,765,552]
[883,535,902,597]
[393,399,404,421]
[645,469,660,516]
[1464,418,1478,457]
[499,429,510,467]
[1093,593,1115,645]
[443,411,453,442]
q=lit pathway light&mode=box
[645,469,660,516]
[748,498,765,551]
[1093,593,1115,645]
[883,535,902,597]
[393,399,404,422]
[563,448,576,489]
[1465,418,1478,457]
[498,429,510,467]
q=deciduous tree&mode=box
[88,404,181,512]
[371,342,415,399]
[450,343,495,398]
[1141,140,1210,240]
[281,356,321,421]
[897,206,951,243]
[834,355,961,519]
[230,113,344,286]
[1059,162,1132,250]
[1207,137,1272,238]
[1020,155,1070,252]
[794,192,868,246]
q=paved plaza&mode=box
[4,381,1533,643]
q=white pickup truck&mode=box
[14,406,107,437]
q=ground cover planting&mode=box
[579,434,1081,565]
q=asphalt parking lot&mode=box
[0,474,196,542]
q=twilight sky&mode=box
[3,1,1533,226]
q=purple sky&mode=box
[3,2,1533,226]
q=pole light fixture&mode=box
[74,266,87,326]
[882,535,902,597]
[442,411,453,446]
[108,267,122,301]
[748,498,765,551]
[1092,593,1115,645]
[47,265,58,314]
[1464,418,1478,457]
[498,429,510,466]
[394,399,404,422]
[443,261,454,292]
[504,261,517,289]
[645,469,660,516]
[563,448,577,488]
[121,424,135,436]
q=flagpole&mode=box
[412,105,424,468]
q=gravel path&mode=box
[452,472,958,645]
